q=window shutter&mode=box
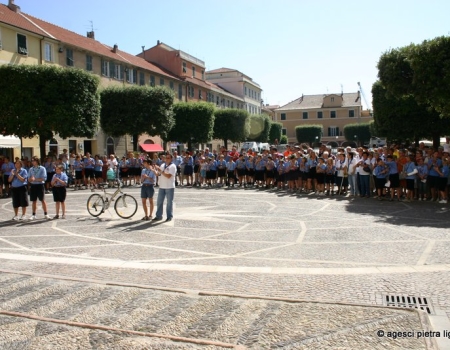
[336,127,339,136]
[328,127,331,136]
[133,70,137,84]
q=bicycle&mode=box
[86,180,138,219]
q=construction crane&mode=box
[357,82,372,116]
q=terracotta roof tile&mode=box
[278,93,361,111]
[206,67,236,74]
[0,4,48,36]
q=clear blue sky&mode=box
[8,0,450,109]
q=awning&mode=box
[140,143,164,152]
[0,135,21,148]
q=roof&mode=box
[0,4,48,37]
[206,67,236,74]
[277,93,361,111]
[0,4,180,81]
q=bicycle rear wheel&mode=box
[114,194,138,219]
[87,194,105,217]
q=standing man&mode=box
[28,157,51,220]
[153,154,177,222]
[140,159,156,221]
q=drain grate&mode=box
[382,294,434,314]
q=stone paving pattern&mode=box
[1,186,449,348]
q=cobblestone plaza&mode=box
[0,187,449,349]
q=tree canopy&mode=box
[0,65,101,159]
[100,85,175,142]
[213,109,250,148]
[167,102,215,151]
[247,114,271,142]
[377,36,450,117]
[269,122,282,144]
[295,125,322,145]
[343,122,372,146]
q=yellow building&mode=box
[0,0,182,158]
[275,92,372,147]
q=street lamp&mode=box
[354,135,358,147]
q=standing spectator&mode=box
[83,152,95,190]
[44,156,55,194]
[385,155,401,201]
[9,160,28,220]
[73,155,84,190]
[153,154,177,222]
[51,165,68,219]
[1,156,15,197]
[140,159,156,220]
[416,158,428,201]
[93,155,103,189]
[28,157,51,220]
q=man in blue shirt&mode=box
[28,157,51,220]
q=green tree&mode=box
[100,85,175,151]
[269,122,282,144]
[213,109,250,148]
[372,80,450,146]
[247,114,271,142]
[295,125,323,145]
[167,102,215,151]
[0,65,100,160]
[280,135,288,144]
[343,122,372,146]
[377,36,450,117]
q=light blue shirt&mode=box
[52,172,68,187]
[28,166,47,184]
[226,161,236,171]
[141,168,156,185]
[11,168,28,187]
[1,162,14,176]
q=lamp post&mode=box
[354,135,358,147]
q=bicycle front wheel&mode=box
[87,194,105,217]
[114,194,138,219]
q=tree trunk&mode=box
[39,135,47,161]
[187,140,193,152]
[432,132,440,149]
[132,134,138,152]
[224,139,228,150]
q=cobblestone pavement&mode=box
[1,186,449,349]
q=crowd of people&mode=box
[1,140,449,221]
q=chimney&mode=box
[157,40,160,45]
[112,44,118,53]
[8,0,21,13]
[87,31,95,39]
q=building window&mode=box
[139,71,145,85]
[66,48,74,66]
[101,59,109,76]
[216,96,220,105]
[0,28,2,50]
[178,84,183,100]
[317,111,323,119]
[126,68,136,84]
[280,113,286,121]
[328,126,339,137]
[199,89,202,99]
[282,128,287,135]
[150,75,155,87]
[182,62,187,73]
[44,43,53,61]
[170,81,174,90]
[106,137,115,156]
[303,112,308,119]
[160,78,164,86]
[192,66,195,78]
[244,86,247,96]
[86,55,93,71]
[231,101,234,108]
[114,64,123,80]
[349,110,355,117]
[330,111,336,118]
[188,85,195,98]
[331,97,335,102]
[17,33,27,55]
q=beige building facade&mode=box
[275,92,372,147]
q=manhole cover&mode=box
[381,294,434,314]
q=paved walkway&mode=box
[0,186,449,349]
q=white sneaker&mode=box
[44,214,51,220]
[12,216,19,221]
[20,215,26,220]
[439,199,447,204]
[29,215,36,220]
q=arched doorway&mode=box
[341,141,357,148]
[49,138,58,158]
[144,139,154,144]
[106,137,115,156]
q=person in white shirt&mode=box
[153,154,177,222]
